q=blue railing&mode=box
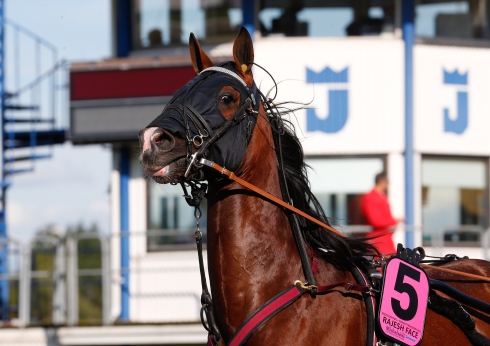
[0,15,67,321]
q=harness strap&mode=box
[228,285,305,346]
[181,182,221,344]
[199,158,347,238]
[430,279,490,315]
[429,291,490,345]
[269,111,318,291]
[351,261,377,346]
[185,99,252,178]
[288,211,318,291]
[196,225,221,344]
[421,264,490,284]
[316,281,371,294]
[227,281,370,346]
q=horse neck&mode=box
[205,107,304,335]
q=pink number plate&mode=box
[378,258,429,346]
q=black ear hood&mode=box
[147,61,260,171]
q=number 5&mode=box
[392,262,420,321]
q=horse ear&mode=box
[189,33,213,74]
[233,27,254,86]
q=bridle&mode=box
[182,66,259,180]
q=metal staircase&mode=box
[0,1,66,320]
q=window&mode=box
[131,1,402,50]
[259,1,395,37]
[416,1,490,41]
[147,181,207,251]
[422,157,488,246]
[306,157,385,230]
[132,0,242,49]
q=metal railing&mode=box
[0,225,487,327]
[0,231,205,327]
[333,224,490,258]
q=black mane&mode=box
[266,103,380,271]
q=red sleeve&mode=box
[361,191,397,229]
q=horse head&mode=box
[139,27,260,185]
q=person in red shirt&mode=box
[361,172,403,256]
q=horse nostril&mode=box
[151,129,175,152]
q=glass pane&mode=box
[422,159,486,188]
[148,181,207,249]
[298,8,354,37]
[78,238,103,324]
[30,242,56,325]
[415,1,490,40]
[306,157,384,227]
[416,2,469,38]
[259,2,396,37]
[202,0,242,43]
[133,0,170,47]
[133,0,241,49]
[421,157,487,246]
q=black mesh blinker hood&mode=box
[147,61,260,172]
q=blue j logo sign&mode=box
[306,67,349,133]
[443,69,468,135]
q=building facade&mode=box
[69,0,490,337]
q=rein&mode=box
[421,264,490,284]
[198,159,347,239]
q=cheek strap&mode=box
[184,98,253,178]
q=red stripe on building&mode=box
[70,65,196,101]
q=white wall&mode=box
[110,151,121,321]
[250,37,405,155]
[414,45,490,155]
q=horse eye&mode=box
[219,94,234,105]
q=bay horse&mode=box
[139,27,490,345]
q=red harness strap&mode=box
[215,281,370,346]
[228,285,305,346]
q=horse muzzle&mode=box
[139,127,176,154]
